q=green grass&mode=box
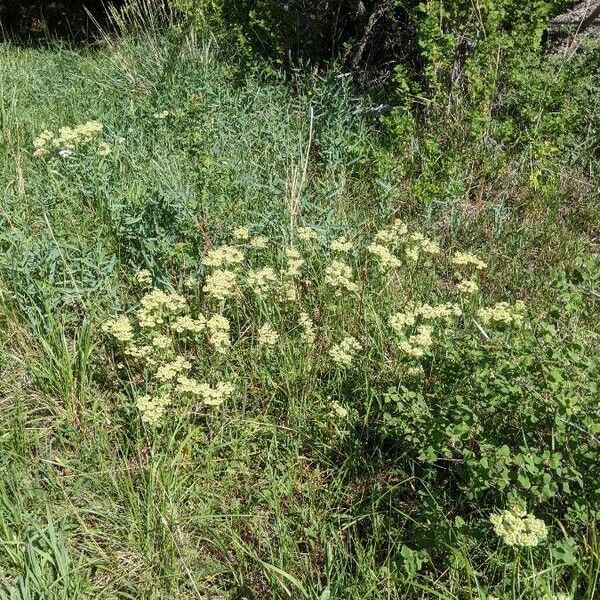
[0,6,599,599]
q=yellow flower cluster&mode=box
[102,316,134,343]
[151,333,172,349]
[298,226,318,241]
[124,344,153,360]
[367,243,401,271]
[284,247,304,278]
[456,279,479,294]
[202,246,244,268]
[137,289,187,328]
[247,266,277,296]
[329,336,362,367]
[136,393,172,425]
[374,219,408,245]
[33,121,104,157]
[155,356,191,383]
[298,312,316,347]
[172,314,205,334]
[452,251,488,270]
[389,303,461,336]
[331,401,349,418]
[136,269,153,287]
[176,377,234,405]
[258,323,279,347]
[197,381,235,406]
[330,236,353,253]
[416,303,462,320]
[232,226,250,241]
[398,325,434,357]
[203,269,238,301]
[478,301,525,326]
[207,314,231,354]
[490,507,548,547]
[388,311,416,334]
[324,260,358,292]
[410,232,440,255]
[249,235,269,249]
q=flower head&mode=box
[452,251,488,270]
[136,393,171,425]
[202,246,245,269]
[249,236,269,249]
[246,267,277,296]
[232,226,250,241]
[102,316,134,343]
[490,507,548,547]
[324,260,358,293]
[329,336,362,367]
[258,323,279,347]
[206,314,231,354]
[297,226,317,242]
[330,236,353,253]
[203,269,238,302]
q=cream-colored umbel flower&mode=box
[203,269,238,302]
[177,376,234,406]
[405,245,419,262]
[388,311,416,335]
[172,314,206,334]
[284,247,304,278]
[297,226,317,241]
[124,344,153,359]
[137,289,187,328]
[367,243,401,270]
[417,235,440,255]
[206,314,231,354]
[258,323,279,347]
[136,393,172,425]
[154,355,191,383]
[246,266,277,296]
[197,381,235,406]
[249,235,269,249]
[135,269,152,286]
[329,336,362,367]
[232,226,250,241]
[97,142,112,156]
[490,507,548,547]
[416,303,462,320]
[202,245,245,269]
[456,279,479,294]
[33,121,104,156]
[330,236,353,253]
[451,251,488,270]
[151,333,172,349]
[331,401,349,418]
[374,219,408,245]
[478,301,525,326]
[324,260,358,292]
[102,316,134,343]
[397,325,434,358]
[298,312,316,346]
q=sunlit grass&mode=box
[0,5,598,598]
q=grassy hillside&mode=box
[0,8,599,600]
